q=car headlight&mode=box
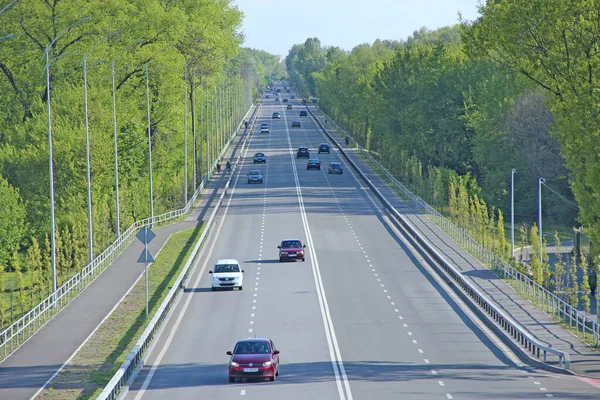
[230,361,239,367]
[262,361,272,367]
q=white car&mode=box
[210,259,244,291]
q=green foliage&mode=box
[580,250,591,314]
[0,0,268,330]
[0,175,26,266]
[462,0,599,251]
[553,232,566,296]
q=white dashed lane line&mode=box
[322,169,455,399]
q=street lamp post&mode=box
[538,177,545,263]
[183,57,201,203]
[82,31,119,263]
[43,16,89,304]
[511,168,515,258]
[111,39,143,237]
[145,61,154,222]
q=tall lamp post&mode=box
[82,31,120,263]
[511,168,516,258]
[145,44,175,223]
[183,56,201,204]
[111,39,143,238]
[43,16,89,304]
[538,177,546,263]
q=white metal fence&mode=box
[0,104,256,360]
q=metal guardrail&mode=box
[308,106,573,369]
[0,104,257,360]
[97,103,261,400]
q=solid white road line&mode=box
[283,114,353,400]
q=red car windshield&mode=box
[234,341,271,354]
[282,240,302,248]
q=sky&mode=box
[232,0,482,58]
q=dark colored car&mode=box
[296,147,310,158]
[260,123,269,133]
[302,99,307,105]
[264,95,270,98]
[282,98,288,102]
[306,159,321,170]
[328,162,343,174]
[278,239,306,262]
[291,120,301,128]
[286,104,292,110]
[299,110,307,117]
[318,143,330,154]
[272,112,280,119]
[247,170,263,184]
[274,97,279,101]
[291,95,295,99]
[227,338,280,382]
[253,152,266,163]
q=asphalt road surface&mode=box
[125,86,600,400]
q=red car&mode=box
[227,338,280,382]
[278,239,306,262]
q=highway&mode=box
[124,85,600,400]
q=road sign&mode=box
[136,226,156,244]
[137,248,155,263]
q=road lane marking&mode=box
[240,389,246,395]
[438,381,445,386]
[446,394,453,399]
[424,359,430,364]
[418,349,424,354]
[285,118,352,400]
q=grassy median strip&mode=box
[38,223,205,400]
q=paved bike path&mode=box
[0,124,252,399]
[313,109,600,378]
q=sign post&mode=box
[136,226,156,319]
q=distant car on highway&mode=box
[227,338,280,382]
[296,147,310,158]
[264,95,270,98]
[299,110,307,117]
[306,159,321,170]
[282,98,288,102]
[291,120,301,128]
[328,162,343,174]
[247,170,263,184]
[272,112,280,119]
[253,152,266,163]
[260,123,269,133]
[318,143,330,154]
[286,104,292,110]
[278,239,306,262]
[291,95,295,99]
[209,259,244,291]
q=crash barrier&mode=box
[308,107,573,369]
[0,104,257,360]
[97,104,262,400]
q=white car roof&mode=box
[215,259,240,265]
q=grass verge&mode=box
[37,223,205,400]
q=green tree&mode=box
[553,232,566,297]
[0,175,26,266]
[530,225,543,284]
[580,250,591,314]
[26,237,43,305]
[462,0,600,248]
